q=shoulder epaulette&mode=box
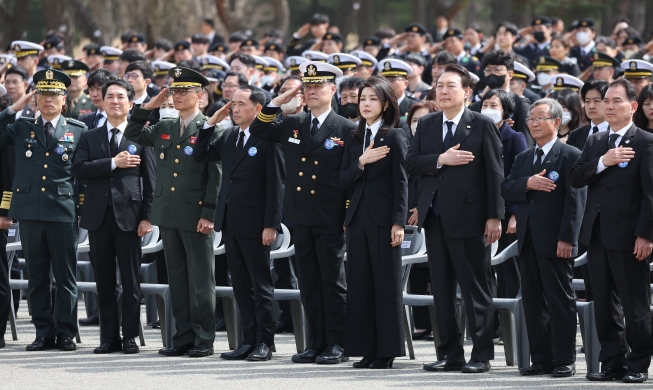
[66,118,86,127]
[17,116,35,121]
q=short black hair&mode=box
[482,50,514,71]
[87,69,118,89]
[339,76,365,94]
[496,22,518,37]
[125,60,154,80]
[236,85,266,106]
[229,32,247,43]
[434,51,457,66]
[482,89,515,120]
[405,54,426,67]
[102,79,135,101]
[176,59,201,72]
[203,18,215,27]
[441,63,473,89]
[5,65,28,81]
[229,53,256,68]
[309,13,329,25]
[466,22,482,33]
[608,78,638,102]
[154,39,173,51]
[224,71,249,87]
[580,79,609,100]
[119,49,145,63]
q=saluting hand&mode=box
[271,83,302,107]
[9,90,36,113]
[602,146,635,167]
[438,144,474,166]
[206,101,232,126]
[358,141,389,168]
[391,224,404,247]
[527,169,556,192]
[142,88,169,111]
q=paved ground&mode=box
[1,301,650,389]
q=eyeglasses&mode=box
[123,72,142,80]
[526,117,554,124]
[169,89,199,96]
[483,67,507,75]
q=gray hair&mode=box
[529,98,563,120]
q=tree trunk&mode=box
[0,0,30,42]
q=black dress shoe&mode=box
[188,345,214,357]
[316,344,348,364]
[425,333,434,341]
[353,356,375,368]
[552,363,575,377]
[369,357,395,369]
[26,336,56,351]
[423,357,466,372]
[0,337,5,349]
[412,329,432,340]
[79,313,99,326]
[291,348,321,363]
[158,343,194,356]
[151,321,161,329]
[94,338,122,354]
[461,360,491,373]
[123,338,139,354]
[622,372,648,383]
[215,318,226,332]
[519,361,555,376]
[246,343,272,361]
[220,344,255,360]
[56,333,76,351]
[586,366,627,381]
[274,321,294,334]
[580,346,585,353]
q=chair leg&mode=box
[138,310,146,346]
[498,308,516,366]
[9,295,17,340]
[515,301,530,369]
[584,302,600,374]
[156,292,174,348]
[404,305,415,360]
[289,299,307,354]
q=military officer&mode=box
[11,41,44,83]
[101,46,123,74]
[124,67,222,358]
[443,29,482,77]
[591,52,621,83]
[286,56,308,76]
[514,16,553,70]
[621,60,653,95]
[0,69,87,351]
[302,51,328,63]
[569,19,598,73]
[61,60,95,119]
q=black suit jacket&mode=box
[194,125,284,238]
[399,96,417,118]
[72,124,156,232]
[502,139,586,258]
[470,91,534,147]
[250,106,358,228]
[569,124,653,250]
[566,124,591,151]
[405,108,505,237]
[340,127,408,227]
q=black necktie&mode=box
[534,148,544,173]
[44,122,55,145]
[93,112,102,128]
[110,128,119,157]
[443,121,454,151]
[608,133,619,149]
[364,128,372,150]
[592,126,599,135]
[236,130,245,150]
[310,117,319,138]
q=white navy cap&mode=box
[551,74,584,92]
[621,59,653,79]
[302,50,328,62]
[10,41,44,57]
[252,55,269,70]
[513,61,535,83]
[151,60,175,76]
[200,55,230,72]
[350,50,378,68]
[299,61,343,84]
[327,53,362,70]
[286,56,308,71]
[100,46,123,61]
[262,57,284,72]
[47,54,73,69]
[377,58,413,77]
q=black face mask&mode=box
[486,74,506,89]
[341,103,359,119]
[533,31,546,43]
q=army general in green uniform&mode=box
[61,60,95,119]
[0,69,86,352]
[124,67,222,358]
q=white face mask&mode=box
[537,72,551,86]
[260,74,276,87]
[481,108,503,125]
[561,112,572,126]
[576,31,591,46]
[159,107,179,120]
[410,122,418,135]
[280,96,301,113]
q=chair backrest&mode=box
[78,228,89,245]
[401,225,423,257]
[490,240,518,266]
[7,222,19,244]
[213,231,223,250]
[271,223,291,252]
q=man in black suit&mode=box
[502,98,586,377]
[567,80,609,152]
[78,69,117,134]
[250,61,357,364]
[124,61,153,107]
[570,79,653,383]
[469,50,534,147]
[0,85,14,349]
[72,79,156,354]
[195,86,284,361]
[406,64,504,373]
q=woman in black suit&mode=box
[340,76,408,369]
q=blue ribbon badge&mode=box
[248,147,257,156]
[184,146,193,156]
[127,144,137,154]
[548,171,559,182]
[618,161,628,168]
[55,145,65,155]
[324,139,334,150]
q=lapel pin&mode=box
[548,171,559,181]
[467,125,471,128]
[625,139,631,144]
[380,138,384,142]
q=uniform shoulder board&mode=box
[17,116,35,121]
[66,118,86,127]
[472,56,479,62]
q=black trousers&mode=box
[587,219,652,373]
[0,229,9,337]
[520,231,577,365]
[423,210,494,362]
[223,230,275,347]
[273,226,297,325]
[293,224,347,351]
[89,207,142,340]
[344,203,405,358]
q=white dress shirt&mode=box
[235,127,250,146]
[310,109,331,130]
[597,123,631,173]
[581,41,596,56]
[133,92,149,105]
[108,120,128,170]
[43,115,61,132]
[362,119,382,153]
[533,137,557,164]
[589,120,609,134]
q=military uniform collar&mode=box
[456,51,467,62]
[181,110,201,129]
[43,114,62,130]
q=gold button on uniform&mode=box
[299,172,303,176]
[311,190,315,194]
[44,164,48,168]
[175,159,179,163]
[45,152,49,156]
[314,161,318,165]
[173,173,178,177]
[171,187,175,191]
[312,175,316,179]
[42,176,46,180]
[297,187,301,191]
[301,158,306,162]
[41,188,45,192]
[199,201,203,205]
[177,145,180,149]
